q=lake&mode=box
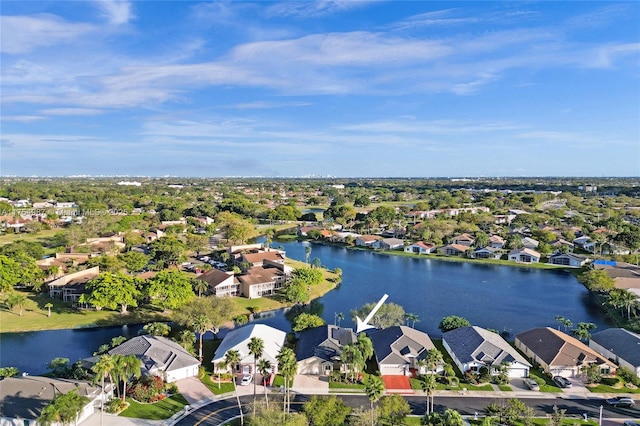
[0,240,608,374]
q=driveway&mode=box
[175,376,215,404]
[292,374,329,394]
[382,375,414,393]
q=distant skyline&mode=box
[1,1,639,177]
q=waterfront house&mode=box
[442,244,469,256]
[369,326,437,376]
[355,235,382,247]
[196,268,238,297]
[573,236,595,253]
[515,327,616,378]
[589,328,640,378]
[507,248,540,263]
[592,261,640,291]
[296,325,357,375]
[212,324,286,375]
[443,326,531,378]
[404,241,436,255]
[373,238,405,250]
[473,246,502,259]
[328,231,361,243]
[47,266,100,305]
[108,335,200,383]
[234,262,291,299]
[548,253,589,268]
[0,376,112,426]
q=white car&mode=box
[240,374,253,386]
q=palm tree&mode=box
[38,389,89,426]
[91,355,115,426]
[193,279,208,297]
[617,289,638,319]
[247,337,265,402]
[341,344,364,382]
[44,302,53,317]
[364,375,385,426]
[424,348,444,375]
[276,347,297,413]
[335,312,345,326]
[225,349,243,425]
[176,329,196,354]
[404,312,420,328]
[114,354,142,402]
[193,315,209,362]
[257,358,272,407]
[356,333,374,364]
[305,245,312,263]
[6,294,28,316]
[420,373,437,415]
[216,359,227,389]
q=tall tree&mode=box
[145,270,195,311]
[225,349,243,425]
[378,394,411,426]
[438,315,471,333]
[363,375,385,426]
[81,272,140,314]
[257,358,272,407]
[248,337,265,403]
[404,312,420,328]
[114,354,142,402]
[420,373,437,415]
[38,390,89,426]
[6,293,29,316]
[91,355,115,426]
[173,296,234,356]
[276,347,297,414]
[302,395,351,426]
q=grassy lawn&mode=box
[0,229,59,246]
[498,385,512,391]
[198,339,239,395]
[120,394,189,419]
[229,259,338,316]
[588,379,640,394]
[0,290,168,333]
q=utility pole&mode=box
[598,405,602,426]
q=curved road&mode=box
[176,394,639,425]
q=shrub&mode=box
[105,398,128,414]
[617,366,640,386]
[128,375,165,403]
[493,373,509,385]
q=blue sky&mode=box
[1,1,639,177]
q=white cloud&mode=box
[95,0,134,25]
[41,108,105,116]
[0,14,93,54]
[0,115,45,123]
[266,1,372,18]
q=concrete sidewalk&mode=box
[82,411,163,426]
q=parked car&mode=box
[623,421,639,426]
[240,374,253,386]
[552,376,572,388]
[523,378,540,391]
[605,397,635,408]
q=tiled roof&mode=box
[296,325,356,362]
[109,335,200,373]
[591,328,640,366]
[370,326,435,366]
[212,324,287,365]
[444,326,530,367]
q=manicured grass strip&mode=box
[120,394,189,419]
[0,290,168,333]
[588,383,640,394]
[470,419,597,426]
[199,371,236,395]
[528,368,562,393]
[498,385,512,391]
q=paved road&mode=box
[175,394,640,425]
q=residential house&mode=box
[442,244,469,256]
[298,226,323,236]
[108,335,200,383]
[494,214,517,225]
[443,326,531,378]
[370,326,437,376]
[404,241,436,255]
[473,246,502,259]
[47,267,100,305]
[590,328,640,378]
[0,376,112,426]
[508,248,541,263]
[328,232,361,243]
[573,236,595,253]
[515,327,616,378]
[489,235,506,249]
[196,268,238,297]
[237,249,286,269]
[355,235,382,247]
[212,324,287,375]
[235,262,291,299]
[550,238,574,252]
[296,325,357,375]
[521,237,539,250]
[373,238,404,250]
[548,253,589,268]
[452,233,475,247]
[592,261,640,292]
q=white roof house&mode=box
[212,324,287,373]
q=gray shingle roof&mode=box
[444,326,530,367]
[369,326,435,366]
[109,335,200,373]
[591,328,640,366]
[296,325,356,362]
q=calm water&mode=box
[0,240,608,374]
